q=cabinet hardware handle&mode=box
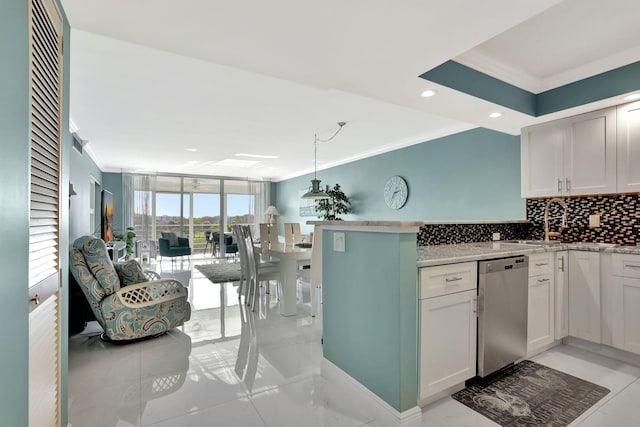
[558,179,562,192]
[559,256,565,272]
[535,262,549,267]
[445,277,463,283]
[624,265,640,269]
[566,177,571,191]
[29,294,40,305]
[537,278,550,283]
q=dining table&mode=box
[259,243,312,316]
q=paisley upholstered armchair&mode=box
[70,236,191,342]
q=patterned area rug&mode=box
[195,263,241,283]
[452,360,610,427]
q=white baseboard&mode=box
[417,382,465,407]
[321,358,422,427]
[524,339,562,359]
[564,337,640,367]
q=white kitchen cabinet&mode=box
[617,101,640,192]
[569,251,601,343]
[555,251,569,340]
[419,261,477,299]
[419,289,477,402]
[527,253,555,354]
[521,107,616,198]
[521,121,564,198]
[611,253,640,354]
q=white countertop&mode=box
[417,240,640,267]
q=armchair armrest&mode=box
[144,270,161,281]
[158,238,171,252]
[115,279,187,308]
[177,237,190,247]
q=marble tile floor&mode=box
[69,258,640,426]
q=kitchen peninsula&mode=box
[311,220,423,425]
[313,220,640,427]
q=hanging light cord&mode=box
[313,122,346,179]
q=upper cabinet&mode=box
[617,101,640,192]
[521,107,617,198]
[521,121,565,198]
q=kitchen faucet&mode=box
[544,198,568,241]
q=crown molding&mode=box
[454,50,541,93]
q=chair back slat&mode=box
[268,224,279,246]
[234,224,260,304]
[259,223,280,247]
[284,223,303,246]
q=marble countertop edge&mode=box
[417,241,640,267]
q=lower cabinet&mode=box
[527,253,555,354]
[611,253,640,354]
[611,276,640,354]
[555,251,569,339]
[569,251,601,343]
[419,289,477,402]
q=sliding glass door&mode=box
[188,178,221,254]
[132,174,268,258]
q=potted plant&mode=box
[112,227,136,259]
[315,184,353,220]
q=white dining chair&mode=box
[284,223,303,246]
[259,223,281,264]
[234,225,280,310]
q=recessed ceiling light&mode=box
[489,112,503,118]
[185,148,198,152]
[624,93,640,101]
[421,89,437,98]
[235,153,279,159]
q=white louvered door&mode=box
[28,0,63,425]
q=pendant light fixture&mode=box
[302,121,347,200]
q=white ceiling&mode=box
[457,0,640,93]
[62,0,640,181]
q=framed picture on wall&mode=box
[101,189,114,243]
[299,189,318,217]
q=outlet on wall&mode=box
[589,214,601,228]
[492,232,501,241]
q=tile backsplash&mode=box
[417,222,532,246]
[527,194,640,245]
[417,193,640,246]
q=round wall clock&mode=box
[384,176,408,209]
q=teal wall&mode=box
[322,230,418,411]
[0,0,70,424]
[0,1,30,422]
[275,127,524,233]
[537,61,640,115]
[420,61,537,116]
[70,149,103,242]
[421,60,640,117]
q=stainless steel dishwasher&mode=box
[477,255,529,378]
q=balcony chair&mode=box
[69,235,191,342]
[158,232,191,262]
[204,230,238,258]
